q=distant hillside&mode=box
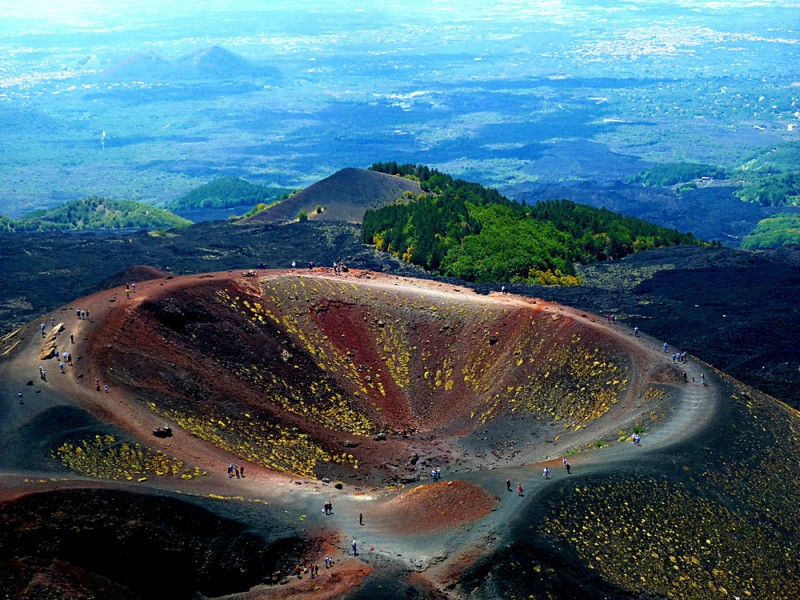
[241,167,423,224]
[737,141,800,173]
[166,178,292,212]
[364,163,705,284]
[9,197,191,232]
[102,46,279,82]
[742,213,800,249]
[626,162,728,187]
[175,46,281,79]
[101,49,175,81]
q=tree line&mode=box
[364,163,704,285]
[1,197,190,232]
[167,177,293,211]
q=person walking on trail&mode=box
[543,467,550,480]
[359,512,363,525]
[506,477,512,491]
[663,342,669,353]
[18,392,23,405]
[352,540,358,556]
[518,483,524,496]
[634,326,639,337]
[700,373,706,385]
[565,461,571,474]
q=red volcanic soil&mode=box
[369,480,497,535]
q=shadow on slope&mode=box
[0,488,306,599]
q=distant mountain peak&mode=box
[177,45,254,77]
[101,45,278,82]
[241,167,423,225]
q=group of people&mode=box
[295,561,324,579]
[75,309,90,320]
[323,500,334,515]
[430,466,442,481]
[632,433,642,446]
[506,459,574,495]
[227,463,245,478]
[289,259,349,275]
[31,318,78,397]
[672,351,689,363]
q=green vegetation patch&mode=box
[12,196,191,231]
[364,163,703,284]
[166,177,292,211]
[54,434,205,481]
[742,213,800,249]
[734,171,800,207]
[736,141,800,174]
[146,403,356,478]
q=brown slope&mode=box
[241,168,422,224]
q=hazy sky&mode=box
[5,0,799,31]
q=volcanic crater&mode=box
[1,269,797,599]
[88,270,663,485]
